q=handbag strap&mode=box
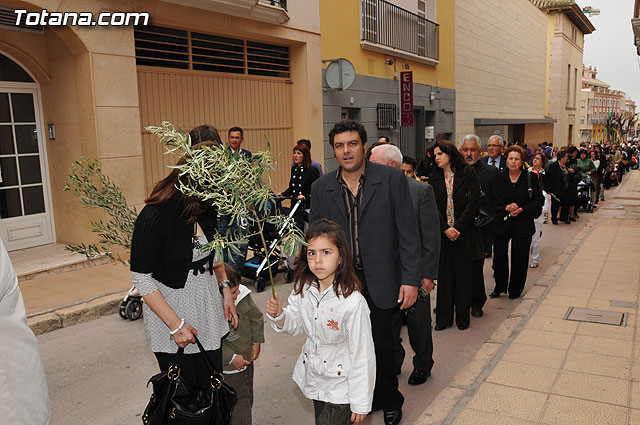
[169,336,224,383]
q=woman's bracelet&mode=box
[169,318,185,336]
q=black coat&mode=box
[545,161,567,195]
[429,165,484,262]
[281,165,320,208]
[492,169,545,238]
[480,155,506,172]
[310,161,421,309]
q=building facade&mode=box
[0,0,322,251]
[320,0,455,169]
[455,0,552,148]
[582,65,626,143]
[534,0,594,148]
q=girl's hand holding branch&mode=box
[266,292,283,318]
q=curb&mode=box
[28,291,128,336]
[413,217,597,425]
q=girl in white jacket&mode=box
[266,219,375,425]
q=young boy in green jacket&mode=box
[222,264,265,425]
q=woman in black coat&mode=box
[429,140,484,330]
[490,145,545,300]
[279,142,320,228]
[545,147,571,224]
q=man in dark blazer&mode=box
[310,120,421,425]
[370,144,440,387]
[461,135,498,318]
[480,135,506,171]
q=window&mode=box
[134,25,291,78]
[376,103,397,130]
[566,64,571,106]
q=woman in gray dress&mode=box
[130,142,238,390]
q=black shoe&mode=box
[458,324,469,330]
[471,307,484,318]
[575,213,580,218]
[569,217,576,222]
[489,291,503,298]
[563,219,571,224]
[384,409,402,425]
[408,370,431,386]
[508,294,520,300]
[434,323,450,331]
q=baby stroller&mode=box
[576,174,594,213]
[118,285,143,321]
[241,196,305,292]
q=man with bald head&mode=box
[370,144,440,386]
[460,134,498,318]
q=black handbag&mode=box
[142,337,237,425]
[473,189,495,228]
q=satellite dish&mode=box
[325,58,356,91]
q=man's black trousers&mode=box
[391,295,434,374]
[356,269,404,412]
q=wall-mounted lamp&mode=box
[47,124,55,140]
[403,63,410,70]
[430,92,436,102]
[385,58,394,66]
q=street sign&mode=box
[400,71,413,127]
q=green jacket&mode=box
[222,285,265,373]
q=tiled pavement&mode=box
[417,170,640,425]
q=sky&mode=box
[575,0,640,105]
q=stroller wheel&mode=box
[285,268,295,283]
[118,300,128,320]
[255,277,266,293]
[125,299,143,321]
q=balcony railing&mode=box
[361,0,439,62]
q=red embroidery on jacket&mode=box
[327,319,339,331]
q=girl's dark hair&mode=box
[433,140,466,171]
[189,125,221,146]
[293,219,360,298]
[293,143,312,168]
[145,141,216,223]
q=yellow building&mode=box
[0,0,322,251]
[455,0,553,147]
[533,0,595,147]
[320,0,454,168]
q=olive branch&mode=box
[64,121,304,297]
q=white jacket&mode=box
[269,285,375,415]
[0,240,51,425]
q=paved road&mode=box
[39,213,588,425]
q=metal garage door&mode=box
[134,25,294,195]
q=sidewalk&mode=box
[417,170,640,425]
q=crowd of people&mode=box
[129,120,639,425]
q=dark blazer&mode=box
[429,165,484,261]
[228,146,252,158]
[473,159,499,196]
[310,161,421,309]
[407,178,440,280]
[545,161,567,195]
[480,155,506,172]
[492,169,545,238]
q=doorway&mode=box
[0,54,54,251]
